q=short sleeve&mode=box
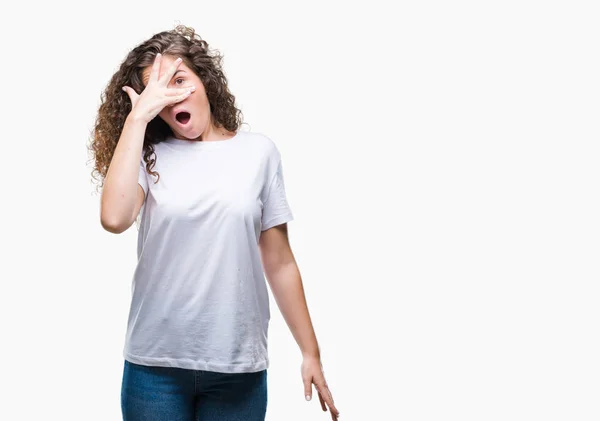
[261,156,294,231]
[138,158,149,196]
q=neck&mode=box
[172,125,236,142]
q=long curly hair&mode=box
[88,24,245,193]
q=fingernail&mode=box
[305,395,311,401]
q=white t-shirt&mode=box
[123,130,293,373]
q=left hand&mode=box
[301,356,340,420]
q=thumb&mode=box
[121,86,138,104]
[303,377,312,401]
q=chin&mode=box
[171,125,197,140]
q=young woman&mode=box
[89,25,340,421]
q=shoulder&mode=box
[237,131,283,171]
[239,130,280,157]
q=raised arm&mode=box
[100,115,147,234]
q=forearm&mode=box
[267,261,320,359]
[100,114,147,231]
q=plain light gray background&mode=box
[0,1,598,420]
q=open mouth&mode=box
[175,111,191,125]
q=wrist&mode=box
[126,112,149,126]
[302,350,321,361]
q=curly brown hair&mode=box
[88,24,245,193]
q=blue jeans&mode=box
[121,360,268,421]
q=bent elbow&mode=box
[100,215,131,234]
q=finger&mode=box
[159,56,183,86]
[176,90,194,101]
[165,86,196,97]
[149,53,162,84]
[320,392,339,421]
[317,383,339,417]
[121,86,139,102]
[317,389,327,411]
[324,386,340,419]
[166,90,193,106]
[303,376,312,402]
